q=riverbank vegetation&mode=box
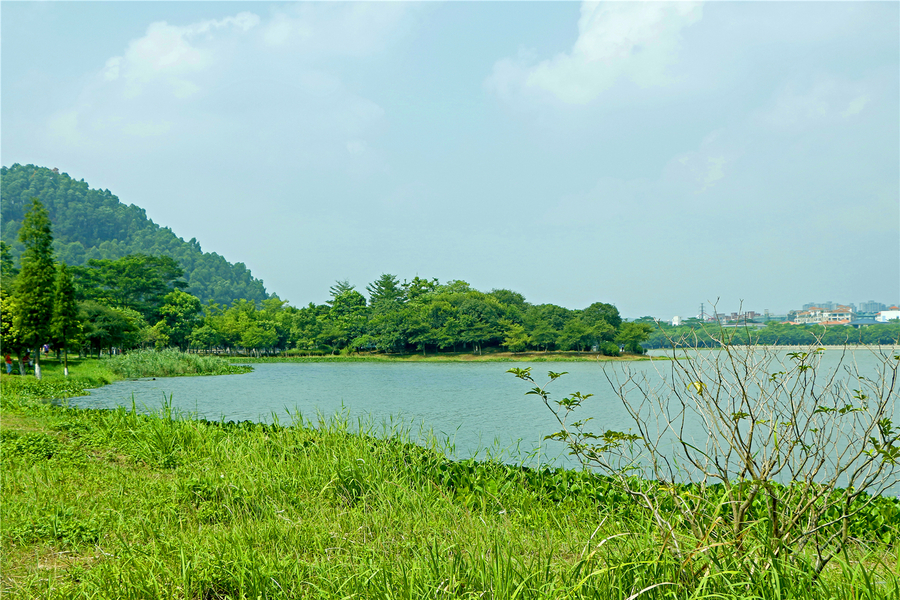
[104,349,251,379]
[2,368,898,599]
[643,318,900,349]
[1,351,249,385]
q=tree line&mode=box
[1,199,650,374]
[639,318,900,348]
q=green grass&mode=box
[105,349,252,378]
[1,370,898,599]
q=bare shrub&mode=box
[510,328,899,578]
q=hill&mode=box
[0,164,269,306]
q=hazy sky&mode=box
[3,1,898,318]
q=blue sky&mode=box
[2,1,898,318]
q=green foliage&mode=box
[103,349,251,378]
[15,198,56,355]
[71,254,187,321]
[367,273,406,311]
[155,290,202,350]
[0,240,18,290]
[8,507,102,547]
[51,263,80,355]
[1,430,61,459]
[615,321,652,354]
[1,164,268,306]
[78,301,147,356]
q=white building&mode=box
[876,309,900,322]
[791,306,854,325]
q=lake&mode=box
[75,348,898,470]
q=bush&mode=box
[598,341,620,356]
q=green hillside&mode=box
[1,164,269,306]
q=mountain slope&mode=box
[1,164,269,306]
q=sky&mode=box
[2,1,898,319]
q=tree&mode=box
[501,320,531,352]
[0,240,18,291]
[366,273,405,311]
[557,318,593,351]
[14,198,56,379]
[71,254,187,321]
[79,301,147,357]
[582,301,623,329]
[1,290,25,373]
[52,263,80,376]
[156,290,202,351]
[615,322,652,354]
[327,280,355,304]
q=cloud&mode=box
[103,12,260,98]
[841,94,869,117]
[666,130,735,193]
[487,1,702,105]
[759,80,872,128]
[261,3,412,56]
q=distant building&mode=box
[876,310,900,322]
[715,310,761,324]
[672,316,682,326]
[790,305,854,325]
[860,301,887,313]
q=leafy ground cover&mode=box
[1,367,898,599]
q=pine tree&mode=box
[52,263,80,377]
[15,198,56,379]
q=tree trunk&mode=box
[34,350,41,380]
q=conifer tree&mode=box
[52,263,80,377]
[15,198,55,379]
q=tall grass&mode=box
[105,349,252,378]
[1,380,897,599]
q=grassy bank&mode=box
[233,351,652,364]
[1,371,898,598]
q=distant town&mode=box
[669,300,900,328]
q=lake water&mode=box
[75,349,899,492]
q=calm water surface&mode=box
[77,350,899,478]
[78,361,642,464]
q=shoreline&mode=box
[227,351,653,363]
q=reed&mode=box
[105,349,251,378]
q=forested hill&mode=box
[1,164,269,306]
